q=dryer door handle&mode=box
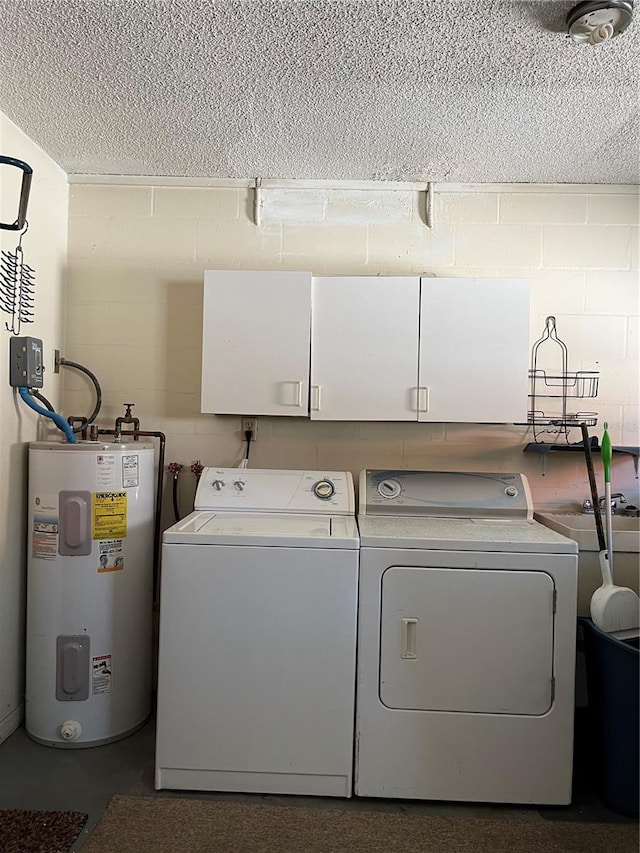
[401,618,418,660]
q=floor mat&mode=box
[0,808,87,853]
[82,794,638,853]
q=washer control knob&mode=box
[505,486,518,497]
[377,479,402,499]
[313,479,335,500]
[211,479,225,491]
[233,480,246,491]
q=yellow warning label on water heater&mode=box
[93,491,127,539]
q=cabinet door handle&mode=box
[280,381,304,407]
[401,618,418,659]
[310,385,322,411]
[409,387,429,413]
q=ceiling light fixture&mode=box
[567,0,634,44]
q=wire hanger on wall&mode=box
[1,221,36,334]
[1,155,36,334]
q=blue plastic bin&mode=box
[580,617,639,817]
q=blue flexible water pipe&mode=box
[18,386,76,443]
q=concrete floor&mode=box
[0,710,635,852]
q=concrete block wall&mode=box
[64,182,639,523]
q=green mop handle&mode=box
[601,421,612,485]
[601,422,613,576]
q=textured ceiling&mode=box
[0,0,638,183]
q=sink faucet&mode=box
[599,493,627,514]
[582,494,627,514]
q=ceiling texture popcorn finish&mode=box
[0,0,638,183]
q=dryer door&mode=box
[379,566,555,715]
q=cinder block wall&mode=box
[65,183,639,517]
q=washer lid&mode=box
[358,515,577,553]
[163,511,359,548]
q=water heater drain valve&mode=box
[59,720,82,741]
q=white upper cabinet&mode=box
[200,270,311,416]
[200,271,530,423]
[418,278,530,423]
[311,277,420,421]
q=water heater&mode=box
[26,439,155,747]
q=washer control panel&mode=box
[195,468,354,514]
[360,470,532,519]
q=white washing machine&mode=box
[155,468,359,797]
[355,469,579,805]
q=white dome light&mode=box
[567,0,634,45]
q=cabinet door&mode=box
[311,276,420,421]
[201,270,311,416]
[418,278,530,423]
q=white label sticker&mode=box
[92,654,112,694]
[122,454,139,488]
[32,493,59,559]
[96,454,117,489]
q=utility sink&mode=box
[535,512,640,553]
[535,512,640,616]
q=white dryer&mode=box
[155,468,359,797]
[355,469,579,805]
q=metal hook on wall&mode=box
[0,155,33,231]
[1,220,36,334]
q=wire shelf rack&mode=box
[527,317,599,442]
[528,369,599,399]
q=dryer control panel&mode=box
[195,468,355,515]
[360,470,532,520]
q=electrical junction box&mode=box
[9,335,44,388]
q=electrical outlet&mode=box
[241,417,258,441]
